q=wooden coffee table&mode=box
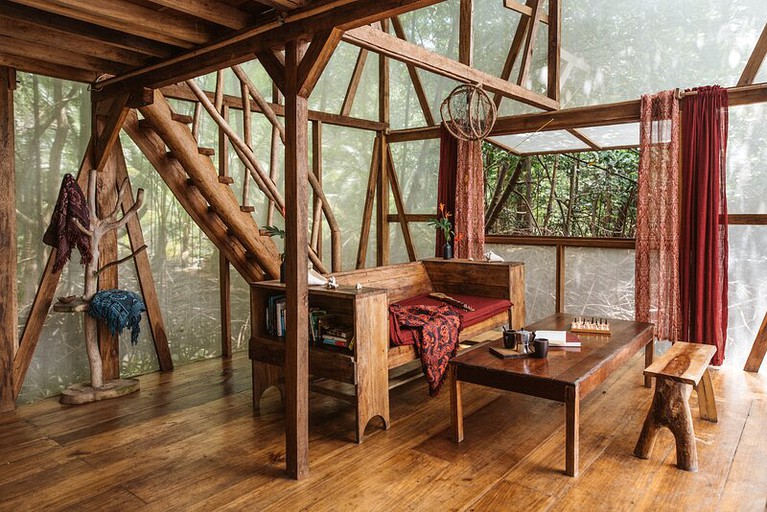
[449,313,654,477]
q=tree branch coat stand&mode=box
[55,168,145,405]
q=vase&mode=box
[280,258,286,283]
[443,243,453,260]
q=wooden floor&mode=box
[1,351,765,511]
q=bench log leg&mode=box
[644,339,654,388]
[450,366,464,443]
[565,385,580,477]
[252,360,284,413]
[634,379,698,471]
[695,368,717,422]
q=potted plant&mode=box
[262,225,286,282]
[429,203,463,259]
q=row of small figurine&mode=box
[570,316,611,334]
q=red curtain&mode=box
[436,125,457,257]
[680,86,729,365]
[436,125,485,259]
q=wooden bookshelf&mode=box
[249,281,390,443]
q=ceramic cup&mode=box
[533,338,549,358]
[502,330,516,349]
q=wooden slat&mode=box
[218,104,232,358]
[0,2,175,58]
[343,25,559,111]
[390,16,435,126]
[643,341,717,385]
[386,213,437,223]
[376,39,390,266]
[94,0,441,95]
[283,39,310,480]
[386,144,416,261]
[113,138,173,371]
[744,310,767,373]
[458,0,473,66]
[0,67,16,412]
[340,48,368,117]
[515,0,542,87]
[504,0,550,24]
[0,53,97,83]
[10,0,213,47]
[93,94,130,173]
[231,65,286,143]
[0,16,148,68]
[485,234,636,249]
[493,0,535,108]
[143,0,251,30]
[256,50,286,94]
[555,243,565,313]
[356,137,381,268]
[738,22,767,86]
[547,0,561,101]
[310,120,323,257]
[727,214,767,225]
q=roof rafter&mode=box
[739,22,767,86]
[142,0,252,30]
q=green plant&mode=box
[262,225,285,239]
[429,203,455,242]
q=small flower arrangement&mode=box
[430,203,456,242]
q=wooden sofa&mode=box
[249,258,525,442]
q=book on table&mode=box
[534,330,582,348]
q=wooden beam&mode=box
[93,94,131,172]
[310,120,323,258]
[94,0,441,95]
[232,65,286,143]
[494,0,534,108]
[0,15,149,68]
[219,104,232,359]
[0,53,98,83]
[340,49,368,117]
[458,0,473,66]
[504,0,550,24]
[0,67,16,412]
[485,234,636,249]
[387,144,417,261]
[744,310,767,373]
[386,213,437,223]
[390,16,435,126]
[283,39,310,480]
[516,0,543,87]
[297,28,343,98]
[739,23,767,86]
[161,82,386,132]
[547,0,561,101]
[0,2,175,58]
[257,50,286,94]
[567,128,601,151]
[0,35,133,76]
[343,25,559,110]
[555,244,565,313]
[377,21,391,267]
[357,137,381,268]
[143,0,251,30]
[9,0,213,47]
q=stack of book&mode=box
[317,314,354,352]
[265,300,355,353]
[266,295,287,337]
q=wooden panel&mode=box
[0,67,16,412]
[332,262,434,303]
[250,336,356,384]
[643,341,717,385]
[143,0,251,30]
[343,25,559,111]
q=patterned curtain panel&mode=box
[454,138,484,260]
[680,86,729,365]
[634,90,681,341]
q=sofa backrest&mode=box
[330,262,434,303]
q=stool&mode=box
[634,342,718,472]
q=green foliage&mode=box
[484,142,639,238]
[428,204,454,242]
[262,225,286,239]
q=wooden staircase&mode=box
[123,89,281,283]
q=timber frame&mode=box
[1,0,767,483]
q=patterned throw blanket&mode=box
[88,289,146,345]
[43,173,92,273]
[389,304,461,396]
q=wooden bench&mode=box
[249,259,525,442]
[634,342,718,472]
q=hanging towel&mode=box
[43,173,92,273]
[88,289,146,345]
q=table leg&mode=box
[644,338,654,388]
[565,385,580,477]
[449,366,464,443]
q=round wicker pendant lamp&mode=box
[439,84,497,141]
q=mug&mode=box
[503,330,516,349]
[532,338,549,358]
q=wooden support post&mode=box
[738,22,767,86]
[311,120,323,259]
[267,84,282,226]
[555,243,565,314]
[0,66,16,412]
[516,0,543,87]
[386,144,417,261]
[219,104,232,358]
[547,0,561,101]
[340,49,368,117]
[458,0,473,67]
[356,137,381,268]
[284,39,310,480]
[745,310,767,372]
[377,22,390,267]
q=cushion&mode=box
[389,293,512,346]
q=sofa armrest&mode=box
[422,259,525,329]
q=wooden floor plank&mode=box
[0,352,764,511]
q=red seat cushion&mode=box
[389,294,512,346]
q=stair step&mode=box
[240,205,256,213]
[198,147,215,156]
[218,176,234,184]
[171,112,194,124]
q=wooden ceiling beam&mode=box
[252,0,306,9]
[343,24,559,110]
[0,35,131,76]
[739,22,767,86]
[142,0,251,30]
[0,3,175,59]
[0,15,148,68]
[297,28,343,97]
[9,0,213,47]
[95,0,441,95]
[0,53,99,83]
